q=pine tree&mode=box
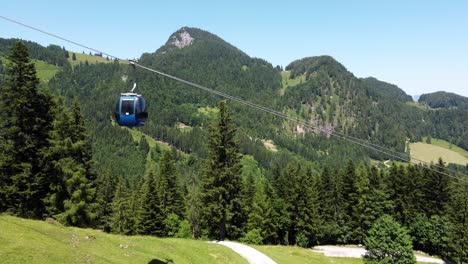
[319,166,347,244]
[137,170,164,235]
[110,177,133,234]
[201,101,242,241]
[95,170,117,232]
[0,41,54,217]
[244,178,275,244]
[388,163,411,224]
[158,150,183,218]
[296,167,322,246]
[341,160,357,242]
[185,171,203,239]
[46,100,97,227]
[447,180,468,263]
[350,162,372,244]
[367,165,393,226]
[423,158,451,216]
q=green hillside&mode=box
[410,137,468,165]
[1,55,60,83]
[33,59,60,82]
[0,215,247,264]
[67,51,112,66]
[419,91,468,109]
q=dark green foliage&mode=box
[364,215,416,264]
[318,166,348,243]
[72,52,76,61]
[201,101,242,241]
[422,159,452,216]
[110,177,133,234]
[243,177,275,244]
[158,151,183,218]
[50,101,97,227]
[184,158,203,239]
[137,171,165,235]
[409,214,449,257]
[0,42,54,217]
[350,162,372,244]
[419,91,468,109]
[361,77,413,103]
[95,170,117,232]
[0,38,69,66]
[447,180,468,263]
[240,229,264,245]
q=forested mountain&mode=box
[1,28,467,263]
[419,91,468,109]
[361,77,413,103]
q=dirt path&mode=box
[211,241,276,264]
[312,245,447,264]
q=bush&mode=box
[175,219,192,238]
[364,215,415,264]
[240,229,263,245]
[164,213,181,237]
[296,232,309,248]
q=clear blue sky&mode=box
[1,0,467,96]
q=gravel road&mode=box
[211,241,276,264]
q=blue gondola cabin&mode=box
[115,93,148,127]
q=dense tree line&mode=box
[0,38,69,67]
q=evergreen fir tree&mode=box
[201,101,242,241]
[319,166,347,244]
[296,167,322,246]
[447,180,468,263]
[367,165,393,226]
[185,171,203,239]
[158,150,183,218]
[57,159,97,227]
[137,170,165,235]
[244,178,275,244]
[95,170,117,232]
[0,41,54,217]
[350,162,372,244]
[110,177,133,234]
[423,158,451,216]
[46,100,97,227]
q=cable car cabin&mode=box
[115,93,148,127]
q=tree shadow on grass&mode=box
[148,258,174,264]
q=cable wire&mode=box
[1,14,466,182]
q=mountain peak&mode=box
[169,28,194,49]
[285,55,350,79]
[154,27,235,55]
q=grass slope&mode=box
[253,245,362,264]
[280,71,305,95]
[33,59,60,83]
[68,51,112,66]
[0,215,247,264]
[1,56,60,83]
[410,140,468,165]
[422,137,468,158]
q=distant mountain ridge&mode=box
[418,91,468,109]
